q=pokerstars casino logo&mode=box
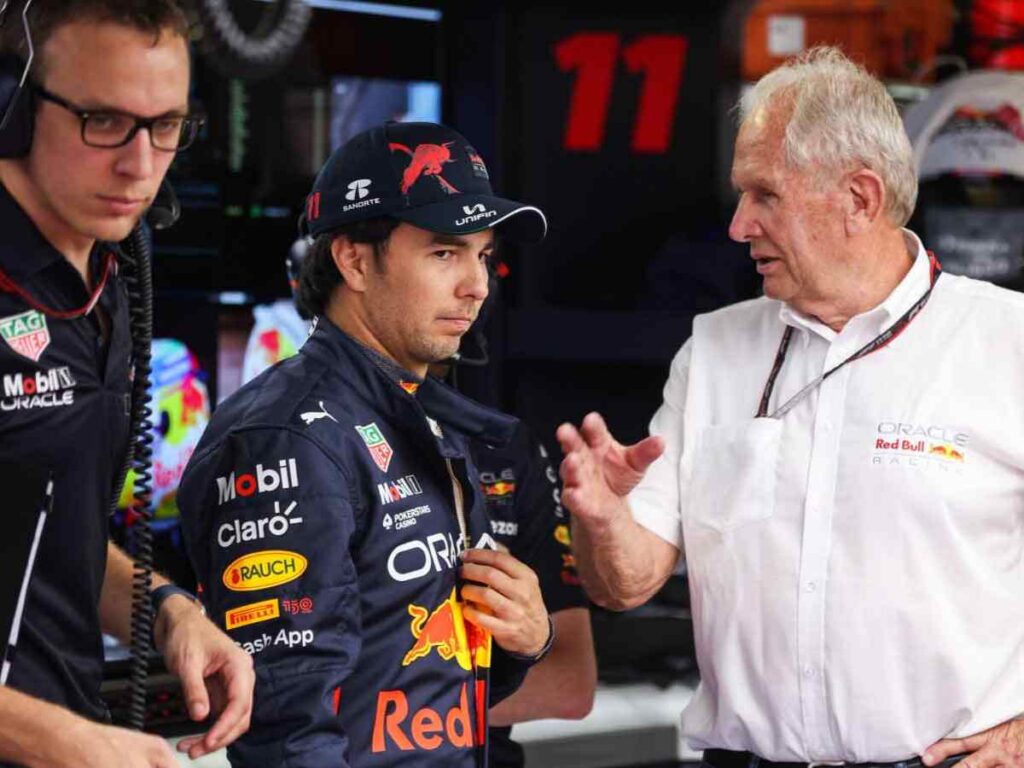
[215,458,299,505]
[1,367,76,412]
[223,549,308,591]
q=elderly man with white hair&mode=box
[558,46,1024,768]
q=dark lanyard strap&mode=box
[0,250,116,320]
[757,253,942,419]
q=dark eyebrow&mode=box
[430,232,495,249]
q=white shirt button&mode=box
[804,666,815,678]
[806,581,817,592]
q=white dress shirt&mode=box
[630,231,1024,762]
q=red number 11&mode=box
[554,32,689,154]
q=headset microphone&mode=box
[146,178,180,230]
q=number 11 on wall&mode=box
[554,32,689,154]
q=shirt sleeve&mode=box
[628,337,692,550]
[178,427,362,768]
[508,427,588,614]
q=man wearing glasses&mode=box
[0,2,253,766]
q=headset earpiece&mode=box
[0,54,33,158]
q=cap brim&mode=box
[392,193,547,244]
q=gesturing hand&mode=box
[556,412,664,527]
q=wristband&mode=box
[506,615,555,665]
[150,584,204,648]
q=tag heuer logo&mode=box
[355,422,394,472]
[0,310,51,361]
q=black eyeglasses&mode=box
[33,84,204,151]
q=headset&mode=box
[0,0,177,731]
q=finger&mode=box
[461,583,514,617]
[462,603,504,634]
[924,736,984,765]
[177,652,211,722]
[202,658,254,752]
[555,422,586,455]
[559,451,587,488]
[560,485,588,516]
[579,412,613,452]
[460,561,519,597]
[176,735,203,753]
[461,548,532,580]
[625,435,665,473]
[953,746,998,768]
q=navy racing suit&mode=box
[178,318,530,767]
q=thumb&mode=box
[625,435,665,474]
[178,656,210,721]
[922,735,982,765]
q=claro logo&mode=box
[223,550,308,591]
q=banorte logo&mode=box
[370,588,491,754]
[389,142,460,195]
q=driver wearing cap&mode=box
[178,121,553,768]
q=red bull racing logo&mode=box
[389,142,460,195]
[872,421,969,470]
[402,587,490,672]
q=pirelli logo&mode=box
[225,598,280,630]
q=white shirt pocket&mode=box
[686,418,782,532]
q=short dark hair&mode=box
[297,216,401,318]
[0,0,190,75]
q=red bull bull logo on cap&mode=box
[389,142,460,195]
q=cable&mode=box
[116,223,157,731]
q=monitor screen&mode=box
[152,1,443,299]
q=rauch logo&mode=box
[222,550,308,591]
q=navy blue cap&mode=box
[302,121,547,243]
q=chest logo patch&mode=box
[356,422,394,472]
[872,421,969,470]
[1,310,50,361]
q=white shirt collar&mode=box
[777,229,930,346]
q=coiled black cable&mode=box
[116,223,156,731]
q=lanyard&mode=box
[0,250,116,319]
[756,253,942,419]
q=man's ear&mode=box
[331,235,372,293]
[845,168,886,235]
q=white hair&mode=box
[739,46,917,227]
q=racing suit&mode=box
[178,317,529,767]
